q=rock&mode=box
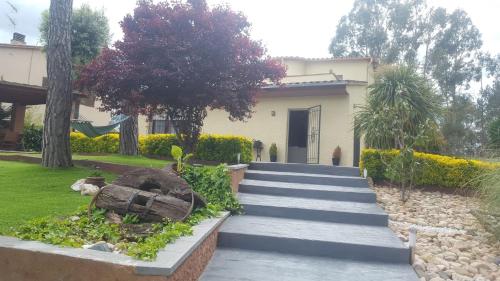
[443,252,458,261]
[83,241,112,252]
[429,277,444,281]
[80,184,99,196]
[71,179,86,191]
[69,216,80,222]
[413,262,426,277]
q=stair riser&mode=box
[239,184,376,203]
[218,233,410,264]
[249,163,360,177]
[244,173,369,188]
[242,205,388,226]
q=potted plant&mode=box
[269,143,277,162]
[253,140,263,161]
[332,145,341,166]
[86,170,106,187]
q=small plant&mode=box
[269,143,277,162]
[332,145,341,166]
[171,145,193,173]
[122,214,140,224]
[253,140,263,149]
[89,170,103,177]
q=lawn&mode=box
[0,152,170,169]
[0,160,117,234]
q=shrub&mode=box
[70,132,252,163]
[182,164,242,213]
[22,125,43,151]
[360,149,499,188]
[473,168,500,239]
[196,134,253,164]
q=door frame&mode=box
[286,106,321,164]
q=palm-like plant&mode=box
[355,66,440,201]
[355,66,440,149]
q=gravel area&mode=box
[374,185,500,281]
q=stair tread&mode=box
[246,169,362,179]
[249,162,360,177]
[200,249,418,281]
[240,179,374,194]
[220,215,406,249]
[238,193,385,215]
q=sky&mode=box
[1,0,499,58]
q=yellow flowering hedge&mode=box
[70,132,252,164]
[360,149,500,188]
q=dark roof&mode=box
[262,79,367,90]
[275,56,373,62]
[0,80,84,105]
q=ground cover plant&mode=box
[9,163,239,261]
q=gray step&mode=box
[200,249,419,281]
[239,193,387,226]
[218,216,410,263]
[249,162,360,177]
[245,170,369,188]
[239,179,376,203]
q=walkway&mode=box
[200,162,419,281]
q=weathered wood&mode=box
[113,166,206,208]
[95,184,191,222]
[42,0,73,168]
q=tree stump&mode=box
[95,184,191,222]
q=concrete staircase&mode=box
[200,162,418,281]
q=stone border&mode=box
[0,212,229,280]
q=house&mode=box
[0,33,149,147]
[201,57,376,166]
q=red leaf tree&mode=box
[79,0,286,153]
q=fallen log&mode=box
[112,166,206,208]
[94,184,191,222]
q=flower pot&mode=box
[85,177,106,187]
[270,155,277,162]
[332,158,340,166]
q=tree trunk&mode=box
[42,0,73,168]
[119,113,139,155]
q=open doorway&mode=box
[287,110,308,163]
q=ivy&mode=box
[182,164,242,213]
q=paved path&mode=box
[200,162,419,281]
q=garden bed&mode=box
[0,212,228,281]
[374,185,499,281]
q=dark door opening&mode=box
[287,110,308,163]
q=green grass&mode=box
[0,160,117,234]
[0,152,170,169]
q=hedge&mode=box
[70,132,252,164]
[360,149,500,188]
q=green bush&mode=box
[182,164,242,213]
[22,125,43,151]
[360,149,499,188]
[196,134,253,164]
[71,132,252,164]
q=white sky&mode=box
[1,0,499,58]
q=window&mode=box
[150,115,176,134]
